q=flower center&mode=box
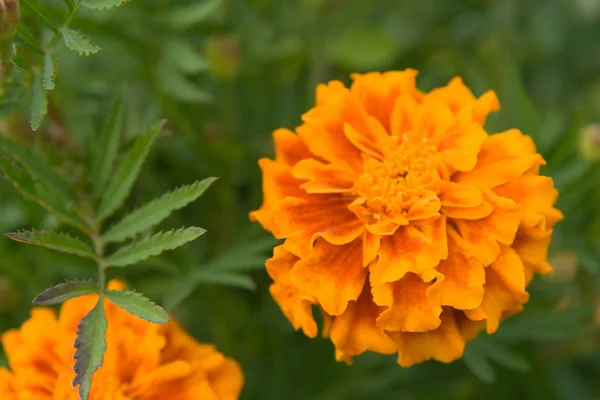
[353,135,446,215]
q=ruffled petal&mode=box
[373,273,442,332]
[293,158,355,193]
[370,216,447,284]
[388,308,465,367]
[292,238,366,316]
[273,128,312,166]
[326,285,396,358]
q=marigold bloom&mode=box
[0,280,244,399]
[250,70,563,367]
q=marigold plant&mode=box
[251,69,563,367]
[0,280,244,400]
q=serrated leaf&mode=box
[42,53,56,90]
[194,270,256,290]
[90,89,125,198]
[72,300,107,400]
[166,0,221,30]
[4,230,96,259]
[102,178,217,243]
[33,280,98,305]
[0,155,89,231]
[157,65,213,103]
[21,0,58,31]
[97,120,166,221]
[164,39,211,74]
[62,29,100,56]
[30,71,47,131]
[82,0,131,9]
[0,136,72,200]
[105,290,168,323]
[104,227,205,267]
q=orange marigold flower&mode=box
[0,280,244,399]
[250,70,563,367]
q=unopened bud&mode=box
[579,123,600,162]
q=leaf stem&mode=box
[44,2,81,52]
[91,231,106,294]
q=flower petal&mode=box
[273,128,312,166]
[464,246,529,333]
[293,158,355,193]
[373,273,442,332]
[292,239,366,316]
[388,308,465,367]
[426,229,485,310]
[362,230,380,267]
[270,197,365,255]
[370,216,448,284]
[439,182,484,208]
[326,285,396,357]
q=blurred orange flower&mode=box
[250,70,563,367]
[0,280,244,399]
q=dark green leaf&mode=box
[4,230,96,259]
[104,227,205,267]
[16,25,43,53]
[163,276,196,311]
[72,300,107,400]
[463,344,495,384]
[166,0,221,30]
[203,237,278,271]
[105,290,169,323]
[62,29,100,56]
[164,39,211,74]
[33,280,98,305]
[97,120,166,221]
[102,178,217,243]
[476,336,530,373]
[90,88,125,198]
[157,65,213,103]
[194,270,256,290]
[30,71,47,131]
[21,0,58,31]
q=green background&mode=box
[1,0,600,398]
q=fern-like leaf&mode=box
[33,280,98,305]
[105,290,169,323]
[97,120,166,221]
[102,178,217,243]
[4,230,96,259]
[104,227,205,267]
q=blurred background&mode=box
[1,0,600,398]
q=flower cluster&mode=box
[251,70,563,366]
[0,280,244,399]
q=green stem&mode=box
[91,231,106,295]
[44,2,81,52]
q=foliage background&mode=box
[1,0,600,398]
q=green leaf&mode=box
[4,230,96,259]
[329,27,398,71]
[476,337,530,373]
[495,308,594,341]
[166,0,221,30]
[157,65,213,103]
[21,0,58,31]
[97,120,166,221]
[102,178,217,243]
[16,25,43,53]
[0,136,72,200]
[33,280,98,305]
[194,270,256,290]
[105,290,169,323]
[203,237,278,271]
[0,155,89,231]
[30,71,48,131]
[72,300,107,400]
[90,89,125,198]
[163,277,196,311]
[61,29,101,56]
[164,39,211,74]
[82,0,131,9]
[42,53,56,90]
[104,227,205,268]
[463,344,495,384]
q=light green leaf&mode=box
[194,270,256,290]
[97,120,166,221]
[90,89,125,198]
[42,53,56,90]
[62,29,100,56]
[4,230,96,259]
[82,0,131,9]
[329,27,398,71]
[72,300,107,400]
[0,136,72,200]
[21,0,58,31]
[33,280,98,305]
[105,290,169,323]
[164,39,211,74]
[0,155,89,231]
[102,178,217,243]
[104,227,205,267]
[30,71,47,131]
[166,0,221,30]
[157,64,213,103]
